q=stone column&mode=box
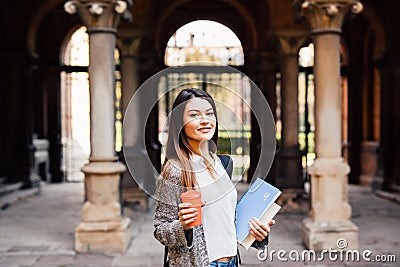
[64,0,132,253]
[258,52,278,125]
[117,30,148,210]
[296,0,363,250]
[256,52,278,184]
[275,29,307,189]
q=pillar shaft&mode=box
[64,0,132,254]
[249,52,278,183]
[314,33,341,157]
[88,32,117,158]
[121,57,140,145]
[259,52,278,120]
[280,54,300,147]
[117,31,149,210]
[276,30,306,149]
[117,31,142,146]
[275,30,306,189]
[296,0,363,251]
[120,56,138,117]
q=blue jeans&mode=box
[210,256,237,267]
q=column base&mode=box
[372,175,384,191]
[75,216,132,254]
[277,189,310,213]
[76,161,130,253]
[360,141,379,187]
[275,147,304,188]
[27,173,42,189]
[123,187,148,212]
[359,174,373,187]
[302,217,359,251]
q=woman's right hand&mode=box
[178,203,198,231]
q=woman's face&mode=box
[183,97,216,145]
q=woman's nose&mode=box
[199,115,209,124]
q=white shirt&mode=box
[190,154,237,263]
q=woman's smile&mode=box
[197,126,212,133]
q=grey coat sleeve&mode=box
[153,161,193,248]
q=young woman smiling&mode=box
[153,88,274,267]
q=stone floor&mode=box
[0,182,399,267]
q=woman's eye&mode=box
[190,113,198,117]
[206,112,214,116]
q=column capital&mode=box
[294,0,363,34]
[275,29,308,56]
[64,0,132,33]
[117,28,149,57]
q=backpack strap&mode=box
[218,154,242,265]
[217,154,233,179]
[163,245,169,267]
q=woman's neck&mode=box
[188,140,211,160]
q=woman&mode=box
[154,88,274,267]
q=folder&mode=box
[235,178,281,250]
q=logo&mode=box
[336,238,348,249]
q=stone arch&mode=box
[361,5,385,60]
[26,0,66,57]
[154,0,259,56]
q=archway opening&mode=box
[160,20,251,182]
[165,20,244,66]
[60,27,90,182]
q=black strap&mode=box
[163,245,169,267]
[218,154,241,265]
[236,250,242,265]
[217,154,233,179]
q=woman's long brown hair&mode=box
[162,88,218,189]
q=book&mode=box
[235,178,281,250]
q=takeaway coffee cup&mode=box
[180,190,205,227]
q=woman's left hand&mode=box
[248,218,275,241]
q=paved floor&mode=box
[0,182,399,267]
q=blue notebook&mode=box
[235,178,281,249]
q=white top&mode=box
[190,154,237,263]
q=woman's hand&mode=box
[249,218,275,241]
[178,203,198,231]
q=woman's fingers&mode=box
[179,204,197,218]
[178,203,198,230]
[181,209,198,220]
[250,217,271,232]
[249,217,272,241]
[183,217,197,226]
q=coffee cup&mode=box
[180,190,205,227]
